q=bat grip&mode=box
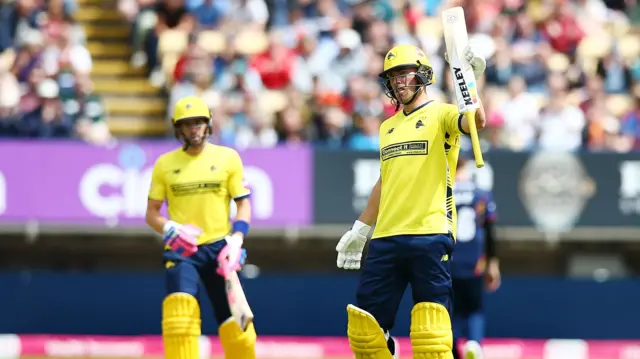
[465,111,484,168]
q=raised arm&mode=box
[459,99,487,134]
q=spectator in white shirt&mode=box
[538,74,586,151]
[500,76,540,150]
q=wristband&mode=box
[163,220,178,234]
[352,220,371,235]
[232,220,250,237]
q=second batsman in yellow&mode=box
[335,44,487,358]
[145,96,256,359]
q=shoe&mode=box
[463,340,483,359]
[389,336,399,359]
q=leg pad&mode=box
[219,318,257,359]
[347,304,394,359]
[411,302,454,359]
[162,293,201,359]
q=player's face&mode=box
[178,118,208,147]
[388,67,420,103]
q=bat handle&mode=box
[465,111,484,168]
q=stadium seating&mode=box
[0,0,638,150]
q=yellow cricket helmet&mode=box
[172,96,211,124]
[171,96,212,148]
[379,44,436,109]
[379,44,435,85]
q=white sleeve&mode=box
[568,106,586,132]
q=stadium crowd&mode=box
[0,0,639,151]
[0,0,112,143]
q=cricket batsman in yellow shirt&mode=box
[145,96,256,359]
[335,44,487,359]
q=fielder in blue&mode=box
[451,152,501,359]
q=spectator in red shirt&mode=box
[540,0,584,55]
[250,31,296,90]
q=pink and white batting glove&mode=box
[217,233,245,277]
[163,221,201,257]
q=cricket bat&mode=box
[442,6,484,168]
[223,270,254,330]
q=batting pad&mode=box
[162,293,201,359]
[219,317,257,359]
[411,302,454,359]
[346,304,395,359]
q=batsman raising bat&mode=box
[335,43,486,359]
[145,96,256,359]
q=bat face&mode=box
[225,271,254,330]
[442,6,485,168]
[452,66,479,113]
[442,7,480,114]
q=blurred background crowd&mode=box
[0,0,639,152]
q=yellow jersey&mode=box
[148,143,250,245]
[373,100,466,239]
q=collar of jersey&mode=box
[403,100,434,117]
[181,142,214,156]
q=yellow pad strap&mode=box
[219,319,257,359]
[410,302,454,359]
[346,304,394,359]
[162,293,201,359]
